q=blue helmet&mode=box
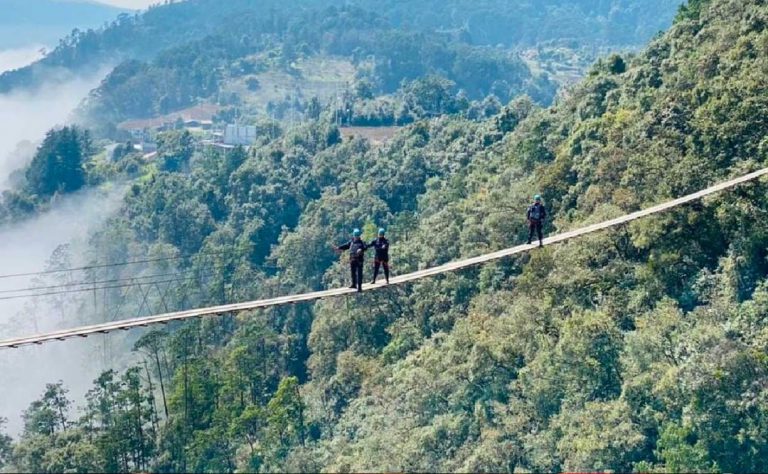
[378,228,386,236]
[534,194,542,202]
[352,228,361,237]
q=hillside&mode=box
[0,0,125,49]
[3,0,768,472]
[0,0,686,135]
[78,5,556,129]
[0,0,683,93]
[347,0,683,46]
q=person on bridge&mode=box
[369,228,390,285]
[335,228,368,292]
[527,194,547,247]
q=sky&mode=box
[96,0,157,9]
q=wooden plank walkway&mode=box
[2,167,766,350]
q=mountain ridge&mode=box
[0,0,126,49]
[0,0,683,91]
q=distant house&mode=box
[135,142,157,153]
[184,119,214,132]
[126,127,151,143]
[223,125,258,145]
[201,140,236,150]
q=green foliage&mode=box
[21,382,70,437]
[0,0,682,94]
[80,5,555,126]
[676,0,714,22]
[656,422,719,473]
[401,76,465,117]
[553,400,645,471]
[265,377,306,461]
[8,0,768,471]
[25,127,91,198]
[157,130,194,172]
[0,418,12,470]
[11,373,158,473]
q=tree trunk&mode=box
[155,349,169,418]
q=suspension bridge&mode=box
[1,167,767,350]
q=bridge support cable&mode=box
[1,167,767,350]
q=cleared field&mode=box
[118,103,221,130]
[340,126,401,145]
[116,57,356,130]
[226,56,357,113]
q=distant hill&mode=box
[0,0,684,92]
[0,0,126,49]
[63,5,558,128]
[0,0,127,49]
[346,0,684,47]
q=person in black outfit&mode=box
[335,228,368,292]
[369,228,390,284]
[527,194,547,247]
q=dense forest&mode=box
[0,0,684,135]
[347,0,683,46]
[0,0,682,97]
[3,0,768,472]
[80,5,556,127]
[0,0,681,73]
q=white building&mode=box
[223,125,258,145]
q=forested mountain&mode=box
[79,5,556,127]
[348,0,683,46]
[0,0,125,49]
[0,0,682,93]
[3,0,768,472]
[0,0,685,133]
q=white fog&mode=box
[0,70,124,436]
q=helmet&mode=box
[534,194,542,201]
[378,228,386,236]
[352,228,361,237]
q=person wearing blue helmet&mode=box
[527,194,547,247]
[368,228,390,284]
[335,228,368,292]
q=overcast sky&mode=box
[97,0,158,9]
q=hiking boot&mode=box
[348,285,357,289]
[371,280,377,285]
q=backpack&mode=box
[529,204,543,221]
[349,240,366,260]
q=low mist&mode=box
[0,45,44,75]
[0,187,126,436]
[0,68,123,436]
